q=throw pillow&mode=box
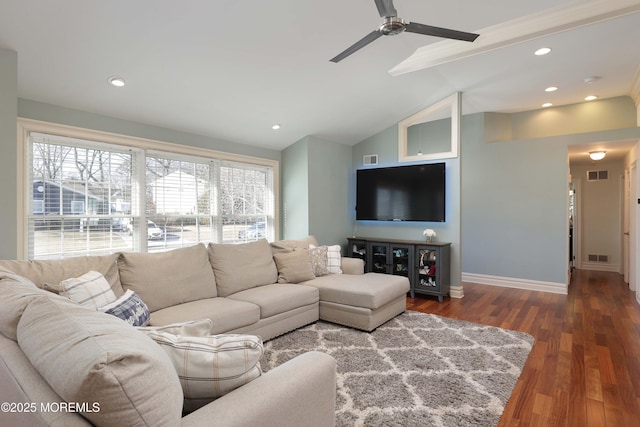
[140,330,263,413]
[273,250,316,283]
[326,244,343,274]
[308,245,330,277]
[59,270,117,310]
[100,289,151,327]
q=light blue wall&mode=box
[0,49,18,259]
[351,97,640,290]
[281,138,310,239]
[461,100,640,286]
[461,113,569,283]
[282,136,353,245]
[18,99,281,161]
[352,123,462,286]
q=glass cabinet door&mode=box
[416,247,440,291]
[369,243,389,273]
[349,240,368,269]
[390,244,412,279]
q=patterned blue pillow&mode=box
[100,290,150,327]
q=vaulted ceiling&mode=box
[1,0,639,151]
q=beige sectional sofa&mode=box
[0,236,409,426]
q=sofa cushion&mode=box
[0,273,70,341]
[301,272,410,310]
[270,236,319,254]
[118,244,217,312]
[273,250,315,284]
[17,296,183,426]
[59,270,117,310]
[227,283,319,318]
[208,239,278,297]
[100,289,151,327]
[0,253,123,296]
[140,330,263,413]
[150,298,261,334]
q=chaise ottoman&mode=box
[302,273,410,331]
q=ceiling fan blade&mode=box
[330,30,383,63]
[405,22,479,42]
[374,0,397,18]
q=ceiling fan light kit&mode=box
[330,0,479,63]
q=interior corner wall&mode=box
[0,49,18,259]
[306,137,352,246]
[281,136,353,245]
[281,138,310,240]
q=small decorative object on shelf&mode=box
[423,228,436,243]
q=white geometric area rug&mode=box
[262,311,534,427]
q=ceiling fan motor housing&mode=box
[379,17,406,35]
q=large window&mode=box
[21,121,277,260]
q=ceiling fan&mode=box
[330,0,480,63]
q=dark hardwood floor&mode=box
[406,269,640,427]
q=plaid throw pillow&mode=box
[100,290,150,327]
[140,330,263,413]
[326,245,343,274]
[60,270,117,310]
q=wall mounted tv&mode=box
[356,163,446,222]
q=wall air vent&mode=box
[587,170,608,181]
[363,154,378,166]
[588,254,609,263]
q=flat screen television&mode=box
[356,163,445,222]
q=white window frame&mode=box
[17,118,280,260]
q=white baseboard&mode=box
[461,272,568,295]
[450,285,464,299]
[579,262,621,273]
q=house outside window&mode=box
[22,122,277,260]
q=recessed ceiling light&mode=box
[542,103,553,108]
[534,47,552,56]
[108,76,126,87]
[271,124,281,130]
[584,95,598,101]
[545,86,558,92]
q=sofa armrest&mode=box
[181,351,336,427]
[341,257,365,275]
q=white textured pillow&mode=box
[140,330,263,412]
[60,270,117,309]
[308,245,330,277]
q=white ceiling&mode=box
[1,0,639,152]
